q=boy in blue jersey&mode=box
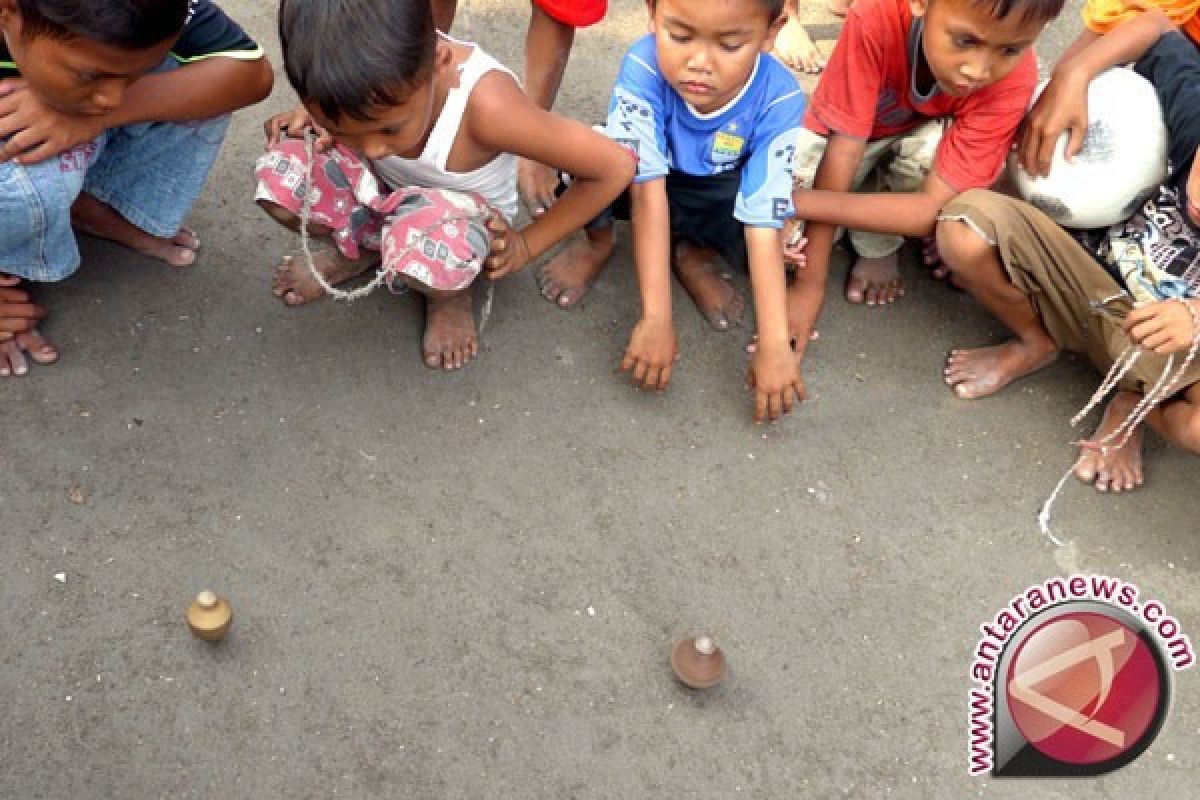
[540,0,805,422]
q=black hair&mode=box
[963,0,1065,23]
[278,0,436,123]
[17,0,188,49]
[647,0,786,24]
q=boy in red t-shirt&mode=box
[781,0,1063,399]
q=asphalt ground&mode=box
[2,0,1197,797]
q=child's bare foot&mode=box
[71,193,199,267]
[537,228,614,309]
[846,251,904,306]
[944,338,1057,399]
[672,242,745,330]
[518,158,561,217]
[423,290,477,370]
[271,251,376,307]
[829,0,853,15]
[1074,391,1145,492]
[773,16,825,74]
[0,328,59,377]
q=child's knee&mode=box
[935,214,993,271]
[0,163,83,282]
[255,198,333,237]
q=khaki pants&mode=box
[939,189,1200,394]
[792,120,944,258]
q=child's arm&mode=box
[745,226,804,422]
[0,57,272,165]
[791,163,957,239]
[1018,8,1175,176]
[787,133,867,358]
[101,58,274,128]
[468,72,635,277]
[620,178,678,391]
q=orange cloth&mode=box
[1083,0,1200,44]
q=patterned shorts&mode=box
[254,138,494,292]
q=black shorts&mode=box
[588,169,747,270]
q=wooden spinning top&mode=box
[186,591,233,641]
[671,635,726,689]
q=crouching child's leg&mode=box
[0,138,105,376]
[379,187,496,370]
[76,97,232,268]
[254,138,382,305]
[935,189,1069,398]
[1073,311,1200,492]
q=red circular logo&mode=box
[1006,612,1162,765]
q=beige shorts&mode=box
[793,120,944,259]
[939,189,1200,394]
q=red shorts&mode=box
[533,0,606,27]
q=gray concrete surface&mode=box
[2,1,1197,797]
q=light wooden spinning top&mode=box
[186,591,233,641]
[671,635,726,689]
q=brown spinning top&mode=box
[671,635,726,689]
[186,591,233,641]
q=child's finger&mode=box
[657,363,672,391]
[1064,122,1087,162]
[753,387,768,424]
[619,351,636,374]
[1126,317,1161,343]
[781,384,796,416]
[1141,330,1172,353]
[630,358,648,387]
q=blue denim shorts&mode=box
[0,61,231,282]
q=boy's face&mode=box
[648,0,783,114]
[910,0,1044,97]
[306,78,437,162]
[0,2,173,116]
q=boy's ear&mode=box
[909,0,929,18]
[762,12,787,52]
[434,36,454,69]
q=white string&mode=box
[1039,297,1200,543]
[297,131,389,302]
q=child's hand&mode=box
[620,316,678,391]
[0,276,45,340]
[0,80,105,165]
[1017,69,1088,178]
[483,215,532,279]
[745,339,805,423]
[782,222,808,269]
[782,232,811,271]
[264,106,332,151]
[1125,299,1199,355]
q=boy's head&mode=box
[0,0,185,115]
[279,0,441,160]
[911,0,1061,97]
[645,0,785,114]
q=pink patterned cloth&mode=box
[254,138,494,292]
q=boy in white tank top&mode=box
[253,0,633,370]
